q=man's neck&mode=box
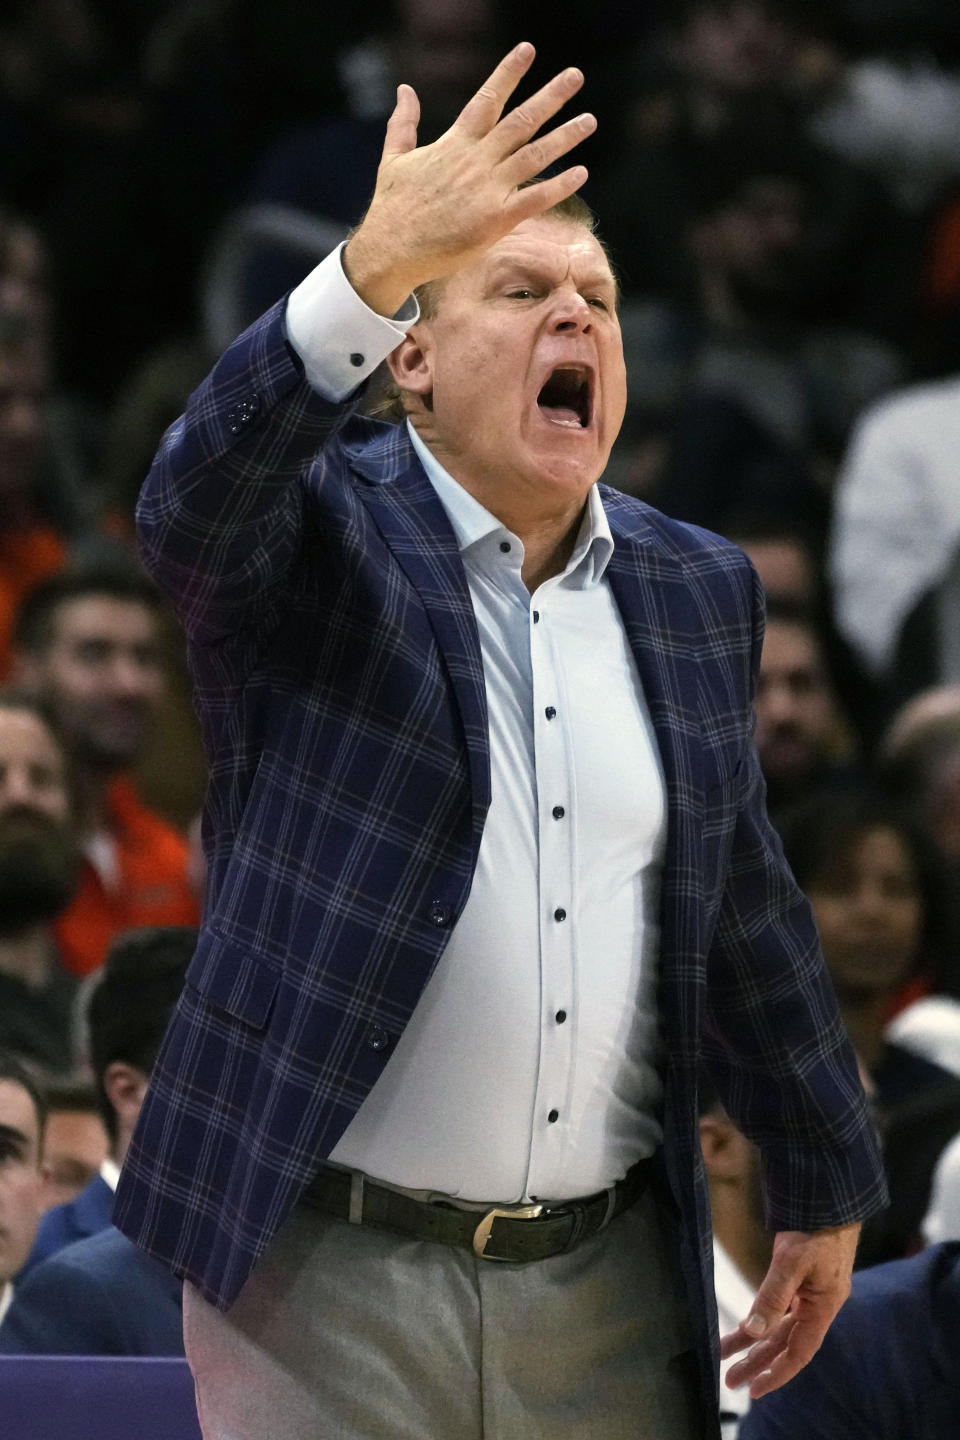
[0,925,55,989]
[74,768,115,835]
[837,994,887,1076]
[409,419,592,593]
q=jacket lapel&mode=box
[346,427,491,847]
[604,500,706,1023]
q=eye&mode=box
[586,296,609,310]
[507,288,536,300]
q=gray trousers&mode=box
[184,1184,704,1440]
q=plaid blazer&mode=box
[114,299,886,1417]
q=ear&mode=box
[102,1061,149,1130]
[386,327,435,402]
[699,1113,741,1181]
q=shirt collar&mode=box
[101,1157,120,1191]
[406,420,614,587]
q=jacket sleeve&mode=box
[702,564,888,1234]
[135,298,362,646]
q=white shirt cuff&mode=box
[285,242,419,401]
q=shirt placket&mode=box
[525,582,578,1201]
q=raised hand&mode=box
[344,42,597,316]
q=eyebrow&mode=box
[487,258,618,297]
[0,1122,32,1151]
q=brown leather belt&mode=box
[300,1157,653,1263]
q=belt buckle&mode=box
[472,1203,544,1260]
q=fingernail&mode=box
[516,42,534,59]
[745,1313,768,1337]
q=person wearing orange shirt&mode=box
[12,566,200,976]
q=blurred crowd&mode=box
[2,0,960,1433]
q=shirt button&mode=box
[555,1010,567,1024]
[499,541,511,553]
[428,900,452,927]
[532,611,540,623]
[350,352,365,367]
[548,1109,559,1124]
[544,706,556,720]
[552,805,565,820]
[365,1025,389,1051]
[554,907,566,922]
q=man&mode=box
[739,1243,960,1439]
[0,692,80,1074]
[23,925,197,1270]
[753,598,853,819]
[699,1072,773,1439]
[115,45,885,1440]
[0,926,196,1354]
[12,567,200,975]
[0,1051,46,1325]
[39,1080,108,1210]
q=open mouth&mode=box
[537,366,592,429]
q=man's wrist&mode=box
[343,226,422,320]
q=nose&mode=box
[550,287,593,334]
[760,677,797,724]
[0,764,38,808]
[108,652,152,698]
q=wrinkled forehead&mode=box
[442,216,618,303]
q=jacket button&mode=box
[428,900,452,927]
[227,393,261,434]
[365,1025,389,1052]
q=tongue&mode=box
[540,404,581,428]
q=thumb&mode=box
[381,83,420,160]
[744,1260,799,1339]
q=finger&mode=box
[505,165,590,225]
[488,66,586,158]
[719,1324,757,1361]
[456,41,536,139]
[744,1263,801,1339]
[724,1315,797,1389]
[748,1320,827,1399]
[501,111,597,185]
[381,84,421,161]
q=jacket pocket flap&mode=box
[185,929,280,1029]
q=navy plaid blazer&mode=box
[114,298,886,1415]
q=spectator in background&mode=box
[39,1079,107,1210]
[881,686,960,886]
[0,1051,46,1326]
[619,113,902,540]
[0,691,81,1075]
[830,377,960,718]
[725,513,818,607]
[727,513,883,757]
[739,1243,960,1440]
[0,309,64,683]
[0,927,196,1357]
[779,789,955,1115]
[923,1131,960,1246]
[21,924,197,1274]
[699,1069,773,1439]
[12,567,200,976]
[753,599,854,821]
[599,0,908,336]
